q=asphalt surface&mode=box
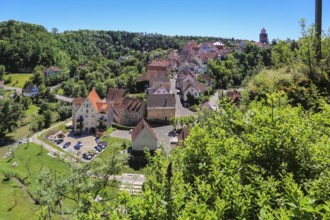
[170,79,195,117]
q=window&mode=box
[86,109,89,113]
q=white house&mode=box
[23,83,39,97]
[176,69,197,90]
[72,88,113,134]
[131,119,159,151]
[182,82,207,102]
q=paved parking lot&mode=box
[51,132,101,161]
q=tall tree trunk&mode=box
[315,0,322,61]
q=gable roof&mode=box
[147,94,176,108]
[151,84,171,93]
[23,83,36,93]
[182,82,207,94]
[149,76,170,86]
[72,97,85,105]
[131,119,158,141]
[87,88,102,110]
[43,66,62,73]
[147,59,170,67]
[137,70,167,82]
[106,88,126,103]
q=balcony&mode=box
[76,117,84,122]
[76,124,84,129]
[98,116,107,122]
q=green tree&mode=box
[271,40,294,68]
[0,64,5,80]
[0,99,24,142]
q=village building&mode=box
[131,119,159,151]
[113,97,147,126]
[181,82,207,102]
[106,88,147,126]
[147,94,176,122]
[23,83,39,97]
[72,88,113,134]
[0,80,4,98]
[176,68,197,90]
[43,67,62,77]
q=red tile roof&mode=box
[87,88,110,113]
[131,119,158,141]
[72,97,85,105]
[137,70,167,82]
[147,59,170,67]
[106,88,126,103]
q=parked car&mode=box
[74,142,83,150]
[99,141,108,147]
[82,153,92,160]
[63,141,71,148]
[97,144,106,149]
[56,139,64,145]
[95,145,103,152]
[93,149,99,155]
[168,130,177,137]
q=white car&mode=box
[129,129,133,134]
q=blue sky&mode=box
[1,0,329,41]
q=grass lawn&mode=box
[0,142,69,219]
[24,104,39,116]
[56,88,64,95]
[4,73,33,88]
[0,173,38,219]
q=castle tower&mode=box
[259,28,268,44]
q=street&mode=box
[170,79,195,117]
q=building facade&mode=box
[72,88,113,133]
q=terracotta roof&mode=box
[43,66,62,73]
[178,126,190,142]
[147,59,170,67]
[97,102,111,113]
[0,80,4,87]
[182,82,207,94]
[147,94,176,108]
[106,88,126,103]
[149,77,170,86]
[113,97,146,116]
[72,97,85,105]
[131,119,158,141]
[88,88,102,109]
[137,70,167,82]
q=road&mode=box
[4,84,73,103]
[170,79,195,117]
[4,86,22,95]
[55,94,73,103]
[208,91,219,110]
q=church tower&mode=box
[259,28,268,44]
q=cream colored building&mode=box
[131,119,159,151]
[72,88,113,133]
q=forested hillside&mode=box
[0,19,330,219]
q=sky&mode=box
[1,0,329,41]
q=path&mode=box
[4,84,73,103]
[170,79,195,117]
